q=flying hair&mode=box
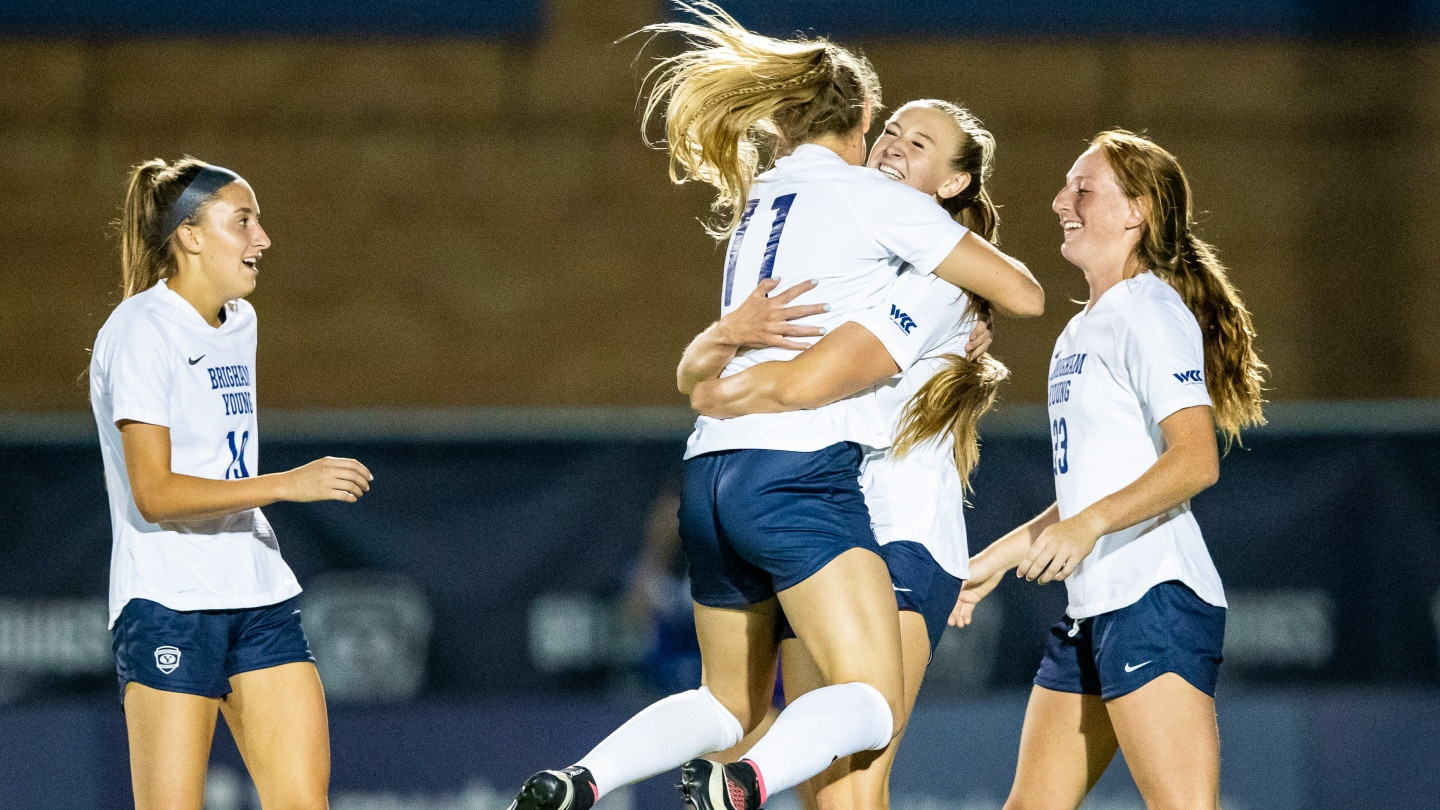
[633,1,881,239]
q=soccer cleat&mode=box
[508,765,597,810]
[677,758,764,810]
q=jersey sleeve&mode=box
[108,319,175,428]
[845,177,969,275]
[847,270,969,371]
[1118,298,1213,424]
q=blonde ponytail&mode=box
[636,2,880,238]
[891,352,1010,493]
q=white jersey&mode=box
[684,144,969,459]
[1047,272,1224,618]
[847,269,978,579]
[90,279,301,628]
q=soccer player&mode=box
[506,4,1043,809]
[91,157,373,810]
[954,131,1267,810]
[680,98,1011,810]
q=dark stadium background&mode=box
[1,1,1437,808]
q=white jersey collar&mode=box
[154,277,239,334]
[1084,270,1155,317]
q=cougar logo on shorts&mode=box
[154,645,181,674]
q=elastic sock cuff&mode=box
[848,681,895,750]
[698,685,745,748]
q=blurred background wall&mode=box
[2,0,1438,410]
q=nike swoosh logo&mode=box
[892,587,912,593]
[1124,661,1153,673]
[188,355,206,365]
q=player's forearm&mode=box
[975,502,1060,574]
[677,323,740,395]
[931,233,1044,319]
[1073,442,1219,540]
[132,471,289,524]
[690,363,796,418]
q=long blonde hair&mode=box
[1093,130,1268,447]
[119,157,216,299]
[637,1,881,239]
[889,101,1009,489]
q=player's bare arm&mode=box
[121,420,372,523]
[950,502,1060,627]
[677,278,826,394]
[690,322,899,418]
[1017,405,1220,584]
[930,231,1044,319]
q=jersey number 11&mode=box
[722,194,798,306]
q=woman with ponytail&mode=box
[673,98,1014,810]
[956,131,1267,810]
[92,158,372,810]
[508,5,1040,809]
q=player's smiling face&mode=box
[188,180,271,301]
[867,104,967,200]
[1053,146,1144,272]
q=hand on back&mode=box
[716,278,828,351]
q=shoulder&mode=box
[98,290,167,345]
[842,167,936,204]
[1120,275,1201,339]
[893,267,966,312]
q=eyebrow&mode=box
[233,207,257,215]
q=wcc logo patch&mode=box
[889,304,917,335]
[1172,369,1205,384]
[154,645,181,674]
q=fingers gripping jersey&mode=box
[90,279,300,628]
[685,145,969,458]
[1047,272,1224,618]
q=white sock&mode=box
[575,685,744,798]
[740,682,893,800]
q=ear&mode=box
[937,172,972,203]
[174,221,204,255]
[1125,196,1150,230]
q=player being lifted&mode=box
[507,4,1042,809]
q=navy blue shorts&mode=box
[1034,580,1225,701]
[680,442,879,608]
[777,540,961,654]
[112,596,314,703]
[880,541,963,653]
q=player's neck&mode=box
[803,130,865,166]
[167,269,229,328]
[1083,254,1148,311]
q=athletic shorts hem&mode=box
[691,589,775,609]
[1032,675,1094,696]
[119,673,229,702]
[771,543,878,594]
[226,651,317,680]
[1101,658,1218,700]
